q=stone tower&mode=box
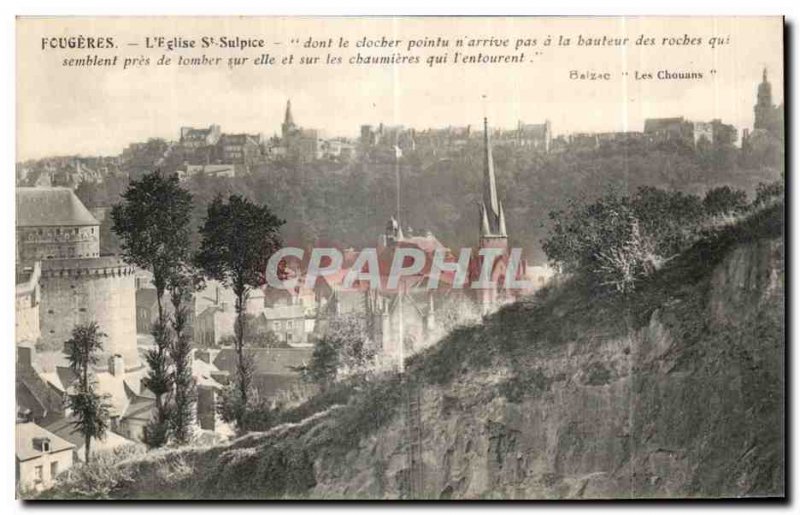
[282,99,296,139]
[16,188,139,369]
[754,67,773,131]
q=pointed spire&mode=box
[479,117,507,238]
[480,204,491,237]
[284,99,294,127]
[763,67,768,83]
[498,201,507,237]
[483,117,499,217]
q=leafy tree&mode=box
[703,186,748,216]
[753,180,785,209]
[112,171,194,318]
[64,322,111,464]
[111,170,193,446]
[542,190,658,293]
[195,194,284,431]
[305,314,375,388]
[325,314,376,371]
[306,337,339,390]
[630,186,705,258]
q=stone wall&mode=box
[39,257,139,369]
[17,225,99,262]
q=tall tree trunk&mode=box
[83,359,91,464]
[235,285,249,431]
[155,285,168,414]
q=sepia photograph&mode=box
[12,14,785,501]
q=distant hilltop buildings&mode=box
[15,69,782,189]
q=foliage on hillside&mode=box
[73,141,782,262]
[541,183,776,293]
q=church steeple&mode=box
[282,99,296,140]
[479,117,507,239]
[284,99,295,127]
[757,67,772,107]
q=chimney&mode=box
[108,354,124,377]
[196,386,216,431]
[17,345,34,369]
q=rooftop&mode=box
[16,187,99,227]
[214,347,312,377]
[16,422,75,461]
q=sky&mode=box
[17,16,784,160]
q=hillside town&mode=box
[15,69,784,493]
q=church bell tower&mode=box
[478,117,508,250]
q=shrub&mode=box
[543,190,658,292]
[38,445,145,499]
[703,186,748,216]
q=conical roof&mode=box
[16,187,99,227]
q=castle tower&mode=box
[479,117,508,250]
[16,188,140,370]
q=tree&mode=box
[112,171,193,319]
[195,195,284,431]
[141,320,172,448]
[542,190,658,292]
[630,186,705,258]
[168,273,197,445]
[64,322,111,464]
[306,337,339,390]
[703,186,748,216]
[304,314,375,388]
[111,170,193,447]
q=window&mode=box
[34,465,43,482]
[286,333,293,343]
[50,461,58,478]
[286,320,293,329]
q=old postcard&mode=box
[15,16,784,500]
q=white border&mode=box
[3,1,797,513]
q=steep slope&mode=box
[42,203,784,500]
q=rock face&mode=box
[312,238,784,499]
